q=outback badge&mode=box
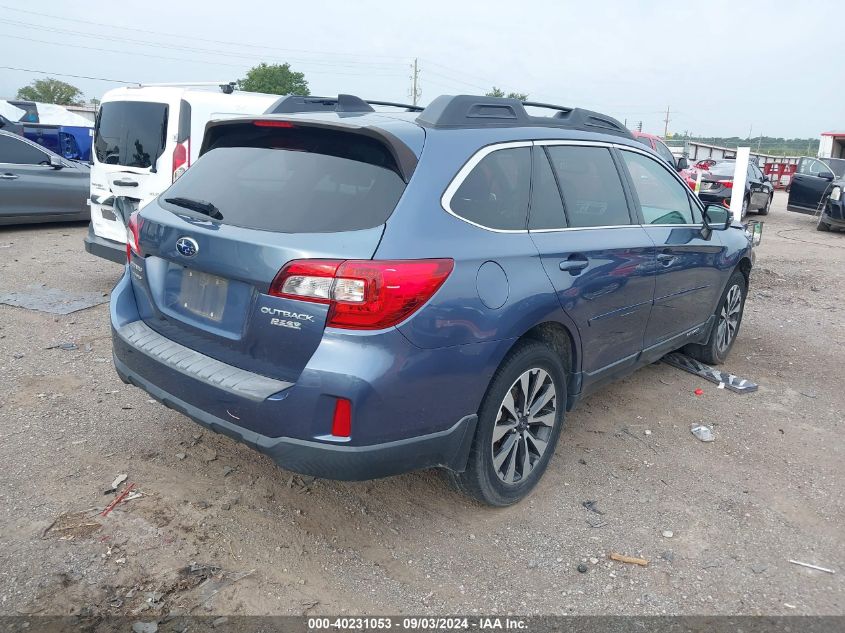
[175,237,199,258]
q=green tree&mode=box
[16,78,83,105]
[238,63,309,96]
[486,86,528,101]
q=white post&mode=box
[730,147,751,223]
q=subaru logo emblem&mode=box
[175,237,199,258]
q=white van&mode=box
[85,83,279,262]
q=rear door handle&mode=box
[0,173,19,180]
[559,256,589,274]
[657,252,677,266]
[113,179,138,187]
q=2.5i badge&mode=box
[261,306,315,331]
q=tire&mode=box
[757,194,771,216]
[741,196,749,220]
[685,270,747,366]
[816,215,831,231]
[449,341,567,506]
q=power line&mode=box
[0,32,408,78]
[0,65,137,84]
[0,4,408,62]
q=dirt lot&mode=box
[0,191,842,618]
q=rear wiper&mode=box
[164,197,223,220]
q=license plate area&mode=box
[178,269,228,322]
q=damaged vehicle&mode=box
[110,94,757,505]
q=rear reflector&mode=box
[254,120,296,128]
[331,398,352,437]
[269,259,454,330]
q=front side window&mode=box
[798,157,832,177]
[621,150,695,225]
[546,146,631,228]
[0,135,49,165]
[450,147,531,230]
[654,139,676,166]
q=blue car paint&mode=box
[110,108,754,481]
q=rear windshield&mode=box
[94,101,168,168]
[707,162,736,177]
[161,127,406,233]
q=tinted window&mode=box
[654,139,676,165]
[621,150,695,225]
[162,127,406,233]
[0,135,48,165]
[94,101,168,168]
[546,146,631,228]
[798,157,832,177]
[823,158,845,178]
[636,136,653,149]
[529,149,566,230]
[451,147,530,230]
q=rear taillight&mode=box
[717,179,734,189]
[172,141,189,183]
[269,259,454,330]
[126,211,142,261]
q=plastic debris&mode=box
[582,500,604,515]
[662,530,674,538]
[102,483,136,517]
[609,552,649,566]
[46,342,78,351]
[0,285,109,315]
[577,563,588,573]
[105,474,128,494]
[691,425,715,442]
[663,352,759,393]
[694,388,704,397]
[789,560,835,574]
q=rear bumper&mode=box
[84,223,125,264]
[113,352,477,480]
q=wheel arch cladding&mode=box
[738,257,752,285]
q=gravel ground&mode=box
[0,191,842,618]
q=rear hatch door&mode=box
[131,120,417,382]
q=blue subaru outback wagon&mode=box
[110,94,754,505]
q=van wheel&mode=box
[449,341,566,506]
[758,194,771,216]
[685,270,747,366]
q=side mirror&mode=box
[817,171,834,181]
[49,155,64,170]
[701,204,732,239]
[676,157,689,171]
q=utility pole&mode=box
[663,106,670,137]
[637,120,643,132]
[410,58,421,107]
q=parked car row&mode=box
[108,94,758,505]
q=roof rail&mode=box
[265,94,424,115]
[134,81,236,93]
[415,95,632,138]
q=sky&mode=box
[0,0,842,143]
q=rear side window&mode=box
[449,147,530,230]
[546,146,631,228]
[621,150,695,225]
[94,101,168,168]
[162,127,406,233]
[0,135,48,165]
[529,148,566,230]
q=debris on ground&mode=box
[577,563,588,573]
[42,510,102,540]
[175,453,186,460]
[102,483,137,517]
[661,551,674,563]
[222,466,234,477]
[694,388,704,397]
[789,560,835,574]
[662,530,674,538]
[586,516,607,529]
[609,552,649,566]
[131,622,158,633]
[582,500,604,515]
[105,474,128,494]
[46,342,78,351]
[0,285,109,315]
[691,425,715,442]
[751,563,768,574]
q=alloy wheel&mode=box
[491,368,557,485]
[715,284,742,353]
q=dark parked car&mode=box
[787,156,845,231]
[0,129,90,225]
[696,159,773,218]
[111,94,756,505]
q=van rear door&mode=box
[90,99,175,243]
